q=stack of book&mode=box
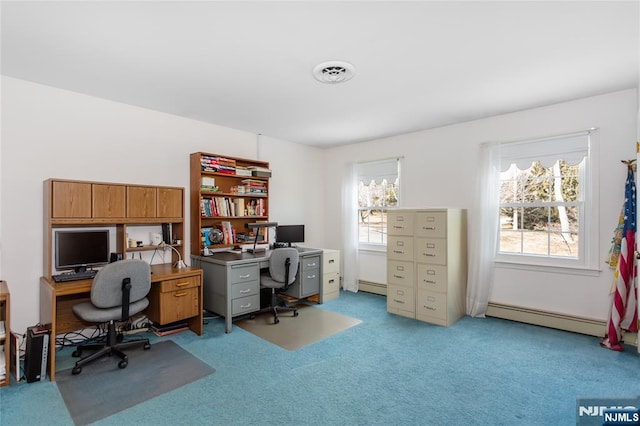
[150,321,189,337]
[200,177,218,192]
[247,166,272,177]
[200,155,236,174]
[241,179,267,195]
[235,166,252,176]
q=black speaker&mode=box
[109,252,123,263]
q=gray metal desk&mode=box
[192,247,323,333]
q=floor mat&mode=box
[56,340,215,425]
[236,304,362,350]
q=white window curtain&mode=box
[342,162,359,292]
[466,142,501,317]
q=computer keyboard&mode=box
[52,270,98,282]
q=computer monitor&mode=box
[54,230,110,272]
[275,225,304,247]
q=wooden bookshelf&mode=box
[190,153,270,255]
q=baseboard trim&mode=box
[358,280,387,295]
[486,302,607,337]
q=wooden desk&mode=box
[40,263,203,381]
[192,247,323,333]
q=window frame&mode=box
[356,158,401,251]
[494,130,599,271]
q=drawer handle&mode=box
[239,288,251,293]
[307,262,317,267]
[174,292,188,297]
[239,274,251,279]
[393,225,404,229]
[425,306,436,311]
[425,280,436,284]
[393,299,405,304]
[393,250,404,254]
[328,279,335,284]
[422,226,436,230]
[328,259,335,263]
[307,274,316,279]
[240,303,252,308]
[423,253,436,257]
[393,274,405,279]
[175,281,190,287]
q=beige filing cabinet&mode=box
[322,249,341,301]
[387,208,467,326]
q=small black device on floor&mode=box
[25,326,50,383]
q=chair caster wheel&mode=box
[118,360,128,369]
[274,318,280,324]
[72,350,81,357]
[293,310,299,317]
[116,333,124,343]
[72,366,82,375]
[143,343,151,350]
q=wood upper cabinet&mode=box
[157,187,183,218]
[51,181,92,218]
[92,184,126,218]
[127,186,157,218]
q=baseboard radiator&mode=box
[358,280,387,296]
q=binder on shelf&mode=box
[162,223,173,244]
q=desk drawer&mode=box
[301,255,321,272]
[387,260,414,286]
[232,295,260,315]
[387,236,414,261]
[416,289,447,321]
[157,275,200,293]
[416,264,447,293]
[323,251,340,274]
[387,284,415,317]
[230,264,260,284]
[323,272,340,295]
[414,238,447,265]
[148,286,199,325]
[231,280,259,299]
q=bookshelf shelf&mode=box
[190,153,271,254]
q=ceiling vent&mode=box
[312,61,355,84]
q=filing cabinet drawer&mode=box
[148,286,199,325]
[231,279,259,299]
[415,211,447,238]
[388,210,414,236]
[416,264,448,293]
[230,264,260,284]
[387,236,414,261]
[387,284,415,316]
[414,237,447,265]
[323,251,340,274]
[324,271,340,294]
[232,295,260,315]
[158,275,200,293]
[387,260,414,286]
[416,289,447,321]
[301,255,321,272]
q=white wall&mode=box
[324,89,638,321]
[0,76,322,334]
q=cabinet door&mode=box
[127,186,156,218]
[92,184,126,218]
[156,187,183,218]
[52,181,91,218]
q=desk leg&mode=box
[225,316,232,333]
[39,280,56,381]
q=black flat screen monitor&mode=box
[55,230,110,272]
[276,225,304,247]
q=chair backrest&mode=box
[90,259,151,309]
[268,248,299,286]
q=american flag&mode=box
[601,166,638,351]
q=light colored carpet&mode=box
[236,304,362,350]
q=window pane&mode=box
[549,206,578,257]
[499,229,522,253]
[522,229,548,255]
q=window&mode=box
[357,158,400,247]
[496,130,597,269]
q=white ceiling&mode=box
[2,1,638,148]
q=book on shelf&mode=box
[200,177,218,191]
[10,332,21,382]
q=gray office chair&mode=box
[260,247,299,324]
[70,259,151,375]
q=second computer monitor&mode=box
[275,225,304,247]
